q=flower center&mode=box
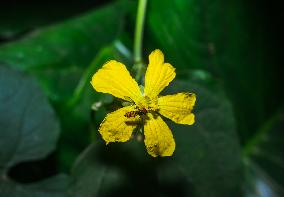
[136,96,158,112]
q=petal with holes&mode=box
[158,92,196,125]
[144,113,175,157]
[99,106,140,144]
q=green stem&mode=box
[67,46,113,108]
[66,61,98,108]
[242,114,279,156]
[133,0,147,81]
[67,41,132,108]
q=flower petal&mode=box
[158,93,196,125]
[99,106,139,144]
[144,49,176,98]
[144,113,175,157]
[91,60,142,103]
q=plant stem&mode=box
[242,114,279,156]
[133,0,147,81]
[67,46,113,108]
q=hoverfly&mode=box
[124,108,148,118]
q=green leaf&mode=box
[0,1,131,102]
[0,174,69,197]
[0,1,106,40]
[0,65,68,195]
[243,113,284,196]
[0,1,127,70]
[69,70,243,197]
[0,65,60,173]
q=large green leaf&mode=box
[0,174,69,197]
[0,65,60,172]
[0,1,130,102]
[0,1,110,40]
[243,113,284,196]
[0,65,68,195]
[69,70,242,197]
[145,0,277,144]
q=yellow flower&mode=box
[90,49,196,157]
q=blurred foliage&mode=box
[243,113,284,195]
[0,0,283,197]
[144,0,280,145]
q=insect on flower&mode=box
[124,108,148,118]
